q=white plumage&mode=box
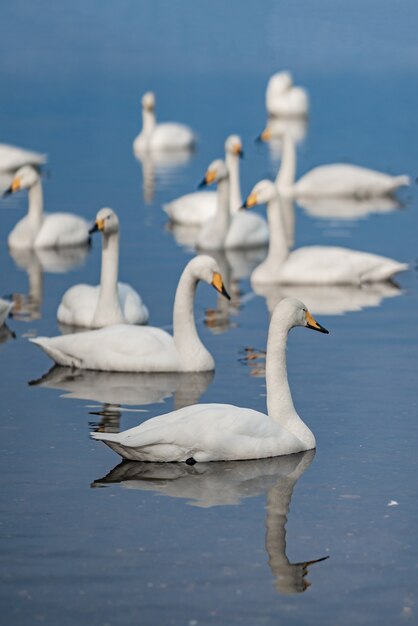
[0,143,46,172]
[265,71,309,117]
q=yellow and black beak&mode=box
[198,169,217,189]
[241,192,258,210]
[3,177,21,197]
[255,128,271,143]
[233,145,244,159]
[88,218,105,235]
[211,272,231,300]
[306,310,329,334]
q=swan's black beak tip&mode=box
[197,178,207,190]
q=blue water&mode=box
[1,2,418,625]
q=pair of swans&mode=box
[133,92,196,155]
[31,255,230,372]
[4,166,90,249]
[90,298,328,462]
[265,71,309,118]
[57,208,149,328]
[243,181,407,285]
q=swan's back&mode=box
[164,191,217,225]
[150,123,195,150]
[0,144,46,172]
[35,212,89,248]
[225,212,269,250]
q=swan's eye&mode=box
[302,308,307,312]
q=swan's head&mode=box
[198,159,229,188]
[242,179,277,208]
[3,165,39,195]
[225,135,243,158]
[266,70,293,96]
[187,255,231,300]
[89,207,120,235]
[142,91,156,112]
[274,298,329,334]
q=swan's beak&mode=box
[256,129,271,143]
[3,177,21,196]
[233,145,244,159]
[198,169,216,189]
[89,218,105,235]
[212,272,231,300]
[241,193,258,210]
[305,310,329,334]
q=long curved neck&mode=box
[265,316,315,447]
[225,152,242,214]
[142,108,156,136]
[265,195,289,268]
[94,231,122,323]
[214,176,231,236]
[27,179,44,231]
[275,134,296,195]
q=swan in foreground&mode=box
[0,143,46,172]
[164,135,245,225]
[244,181,408,285]
[90,298,328,462]
[4,166,90,249]
[265,71,309,118]
[133,92,196,154]
[30,255,230,372]
[0,298,13,326]
[196,159,269,250]
[57,208,149,329]
[261,131,410,198]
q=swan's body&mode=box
[57,208,148,329]
[266,71,309,118]
[0,298,13,326]
[196,159,269,250]
[0,143,46,172]
[5,166,90,249]
[164,135,244,226]
[31,255,230,372]
[273,132,409,199]
[91,298,328,462]
[244,181,408,285]
[133,92,195,154]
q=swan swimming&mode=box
[133,92,196,154]
[91,298,328,462]
[244,180,408,285]
[0,143,46,172]
[196,159,269,250]
[30,255,230,372]
[4,166,90,249]
[164,134,244,225]
[57,208,149,329]
[265,71,309,118]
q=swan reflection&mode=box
[135,149,193,204]
[298,195,402,221]
[93,449,327,593]
[262,117,308,163]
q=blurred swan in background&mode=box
[30,255,230,372]
[92,450,328,593]
[133,91,196,155]
[196,159,269,250]
[244,181,408,285]
[164,134,244,225]
[4,166,90,249]
[259,116,308,163]
[265,71,309,118]
[135,148,193,204]
[57,208,149,329]
[0,143,46,172]
[91,298,328,462]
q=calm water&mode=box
[1,3,418,625]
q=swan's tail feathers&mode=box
[393,175,410,189]
[90,431,132,459]
[362,261,409,283]
[90,432,122,443]
[29,337,82,368]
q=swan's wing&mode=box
[36,213,89,248]
[117,283,149,324]
[150,123,195,150]
[226,212,269,249]
[0,144,47,171]
[164,191,216,225]
[57,284,99,327]
[30,325,181,372]
[8,216,36,249]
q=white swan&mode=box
[133,92,196,154]
[0,143,46,172]
[164,135,244,225]
[244,180,408,285]
[0,298,13,326]
[4,166,90,249]
[30,255,230,372]
[57,208,149,329]
[265,71,309,118]
[90,297,328,462]
[196,159,269,250]
[264,131,410,198]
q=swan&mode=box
[196,159,269,250]
[30,255,230,372]
[0,143,46,172]
[4,166,90,249]
[90,297,328,462]
[262,131,410,198]
[133,92,196,154]
[163,134,244,226]
[265,71,309,118]
[244,180,408,285]
[57,208,149,329]
[0,298,13,327]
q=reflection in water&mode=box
[29,366,214,414]
[8,246,89,321]
[298,195,402,221]
[135,149,193,204]
[93,449,328,594]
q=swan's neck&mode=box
[93,231,123,325]
[264,195,289,269]
[265,477,295,569]
[225,152,242,214]
[275,134,296,195]
[214,176,231,237]
[142,108,156,137]
[27,179,44,231]
[265,320,315,448]
[173,270,213,369]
